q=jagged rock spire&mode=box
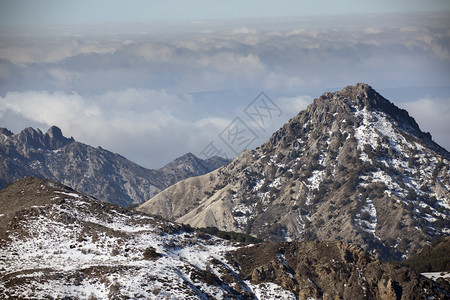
[45,126,73,149]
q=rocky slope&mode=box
[1,177,447,299]
[0,126,229,206]
[232,241,448,299]
[139,83,450,260]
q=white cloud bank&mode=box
[0,89,233,167]
[1,13,449,95]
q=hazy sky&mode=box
[0,1,449,168]
[1,0,449,26]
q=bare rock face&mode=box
[0,127,229,207]
[377,278,399,300]
[139,83,450,260]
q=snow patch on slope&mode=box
[353,106,412,153]
[354,197,378,237]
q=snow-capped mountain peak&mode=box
[139,83,449,260]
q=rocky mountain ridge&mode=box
[139,83,450,260]
[0,126,229,207]
[0,177,447,299]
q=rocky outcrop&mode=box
[139,83,450,260]
[0,127,229,207]
[231,241,448,299]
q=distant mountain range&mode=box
[1,177,446,299]
[0,126,229,207]
[138,83,450,260]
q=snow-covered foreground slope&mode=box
[1,177,448,299]
[0,178,295,299]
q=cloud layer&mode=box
[0,89,226,166]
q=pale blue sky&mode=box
[1,0,449,26]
